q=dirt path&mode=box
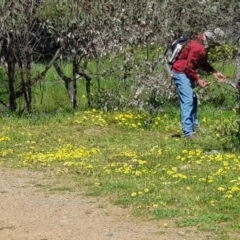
[0,168,211,240]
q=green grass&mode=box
[0,106,240,239]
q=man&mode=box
[171,28,226,139]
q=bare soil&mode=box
[0,168,214,240]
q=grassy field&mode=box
[0,43,239,239]
[0,106,240,239]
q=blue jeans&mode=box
[172,72,199,136]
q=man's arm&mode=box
[185,46,209,85]
[201,54,226,82]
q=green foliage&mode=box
[208,45,239,62]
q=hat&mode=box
[204,28,225,45]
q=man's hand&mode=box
[196,79,210,88]
[213,72,226,82]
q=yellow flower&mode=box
[85,164,93,169]
[167,170,174,175]
[231,186,240,192]
[223,161,229,167]
[210,200,215,206]
[135,170,142,176]
[218,186,225,192]
[144,188,149,193]
[104,169,111,174]
[163,223,168,228]
[131,192,137,197]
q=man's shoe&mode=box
[185,134,200,140]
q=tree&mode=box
[0,0,61,112]
[1,0,240,112]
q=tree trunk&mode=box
[72,57,78,109]
[24,51,33,112]
[7,62,16,111]
[86,77,91,107]
[6,36,17,111]
[54,62,75,108]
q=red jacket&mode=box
[172,34,215,82]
